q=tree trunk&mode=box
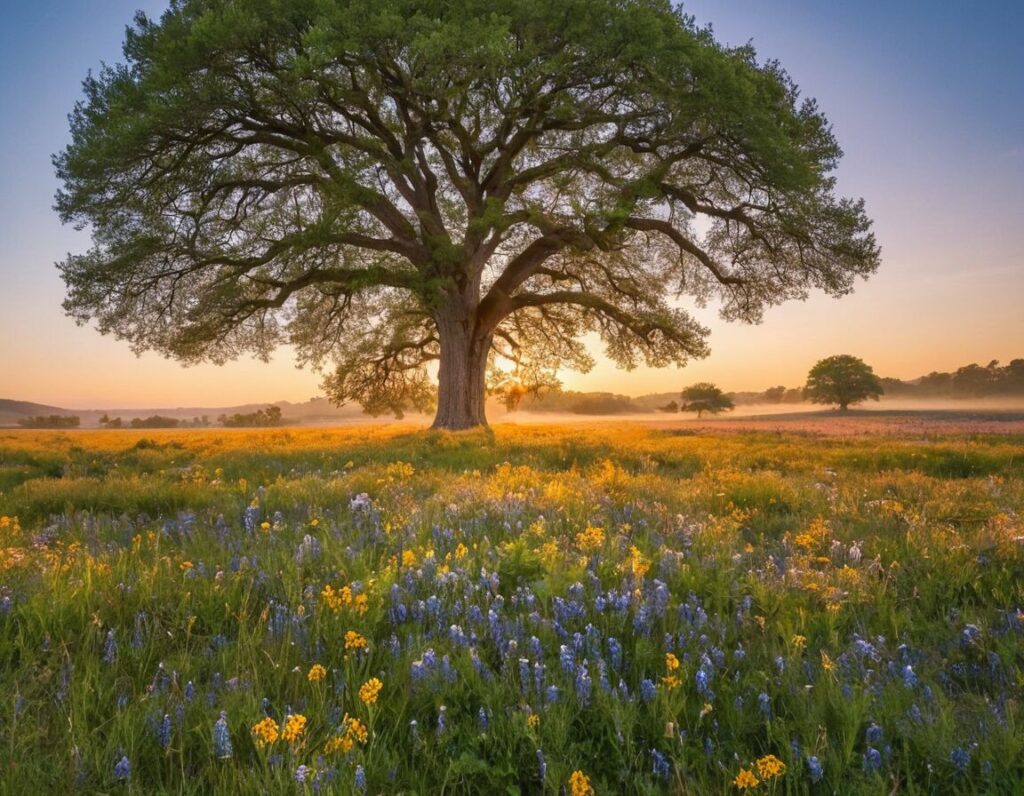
[432,308,491,430]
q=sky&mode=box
[0,1,1022,409]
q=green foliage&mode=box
[805,354,884,410]
[56,0,879,427]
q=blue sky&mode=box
[1,1,1021,407]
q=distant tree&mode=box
[804,355,883,410]
[219,406,284,428]
[129,415,180,428]
[18,415,81,429]
[55,0,879,430]
[99,414,124,428]
[658,400,680,413]
[679,383,734,418]
[763,386,786,404]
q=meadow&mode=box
[0,424,1022,794]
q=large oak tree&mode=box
[56,0,880,429]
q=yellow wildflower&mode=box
[250,717,279,747]
[756,754,785,780]
[700,702,714,719]
[345,630,368,651]
[575,525,605,553]
[527,713,540,728]
[281,713,307,743]
[660,675,680,689]
[791,634,807,650]
[359,677,382,705]
[454,542,468,560]
[308,664,327,682]
[353,594,369,614]
[402,549,417,568]
[344,716,368,744]
[568,770,594,796]
[665,652,680,671]
[821,650,836,672]
[260,521,271,532]
[734,768,759,789]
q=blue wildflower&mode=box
[807,755,824,783]
[862,746,882,775]
[951,746,971,774]
[536,748,547,781]
[213,711,233,759]
[158,713,172,749]
[103,630,117,664]
[354,764,366,793]
[640,678,657,703]
[651,748,671,780]
[113,754,130,782]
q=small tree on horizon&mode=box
[804,354,883,410]
[679,382,734,418]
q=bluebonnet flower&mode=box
[758,692,772,720]
[901,665,918,688]
[865,723,883,744]
[951,746,971,774]
[103,630,117,664]
[478,707,489,730]
[545,685,559,705]
[862,746,882,774]
[695,668,709,696]
[295,765,311,783]
[354,764,367,793]
[518,658,531,693]
[807,755,824,783]
[961,624,981,646]
[640,678,657,703]
[158,713,172,748]
[651,748,671,780]
[536,748,547,781]
[437,705,447,735]
[607,637,622,671]
[243,504,260,533]
[213,711,233,759]
[114,754,131,782]
[574,660,592,706]
[559,645,575,675]
[295,534,322,564]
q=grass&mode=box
[0,424,1022,794]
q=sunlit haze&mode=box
[1,1,1021,408]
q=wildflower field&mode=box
[0,424,1022,794]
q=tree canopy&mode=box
[804,354,883,410]
[679,382,733,417]
[56,0,880,429]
